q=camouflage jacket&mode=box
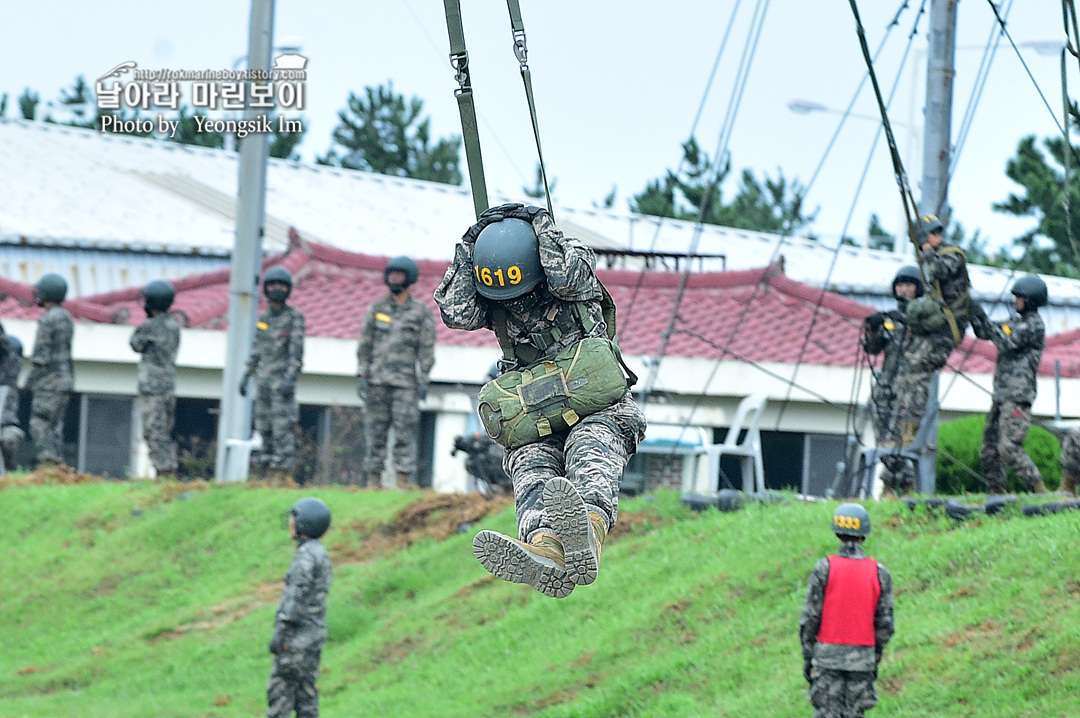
[434,208,607,369]
[799,541,895,673]
[356,293,436,387]
[245,304,305,388]
[129,312,180,395]
[862,306,908,393]
[26,305,74,393]
[920,242,971,334]
[970,305,1044,404]
[272,537,332,652]
[0,333,21,426]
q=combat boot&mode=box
[1031,479,1049,494]
[472,529,575,598]
[1060,472,1078,496]
[396,472,417,490]
[543,477,603,587]
[365,472,383,490]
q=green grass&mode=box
[1,482,1078,717]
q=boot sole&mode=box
[544,477,598,586]
[472,530,575,599]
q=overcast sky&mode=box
[0,0,1069,255]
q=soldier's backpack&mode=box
[477,286,636,450]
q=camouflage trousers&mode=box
[139,394,177,473]
[893,332,953,444]
[980,399,1042,492]
[30,389,69,464]
[502,391,646,542]
[267,647,321,718]
[363,384,420,476]
[253,383,299,472]
[1061,429,1080,477]
[809,668,878,718]
[870,386,915,493]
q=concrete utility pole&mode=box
[917,0,959,495]
[215,0,276,481]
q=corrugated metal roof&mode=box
[4,118,1080,330]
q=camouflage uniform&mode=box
[800,540,895,718]
[268,536,332,718]
[26,305,74,465]
[0,331,24,466]
[246,305,305,472]
[1060,429,1080,488]
[970,304,1045,492]
[893,244,970,447]
[356,294,435,478]
[862,309,915,492]
[434,210,646,542]
[130,312,180,474]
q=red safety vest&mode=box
[816,555,880,646]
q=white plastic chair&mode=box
[698,393,768,494]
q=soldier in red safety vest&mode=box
[799,503,894,718]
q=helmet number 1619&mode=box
[475,265,523,287]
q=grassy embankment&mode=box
[1,479,1078,717]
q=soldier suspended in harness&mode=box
[434,202,645,598]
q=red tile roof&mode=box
[4,232,1079,379]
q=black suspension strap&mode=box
[444,0,489,219]
[505,0,555,220]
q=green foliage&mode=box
[318,82,462,185]
[937,414,1061,494]
[867,212,895,251]
[994,113,1080,277]
[522,161,557,200]
[18,88,39,120]
[3,484,1080,717]
[630,137,817,235]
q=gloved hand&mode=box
[417,383,428,401]
[865,311,887,330]
[356,377,368,401]
[239,374,250,397]
[269,634,283,654]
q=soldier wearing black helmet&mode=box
[892,215,972,455]
[800,503,894,718]
[25,273,74,468]
[970,274,1048,493]
[862,266,922,494]
[241,265,306,479]
[0,328,24,468]
[435,203,645,598]
[356,255,436,490]
[129,280,180,477]
[267,497,332,718]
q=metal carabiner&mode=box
[512,30,528,69]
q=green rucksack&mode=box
[478,285,636,450]
[478,337,631,449]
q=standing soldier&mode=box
[268,497,332,718]
[862,266,921,495]
[970,275,1048,494]
[356,255,436,490]
[800,503,894,718]
[435,203,645,598]
[240,266,305,479]
[25,273,74,468]
[129,280,181,478]
[0,330,25,468]
[893,215,971,451]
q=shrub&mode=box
[937,414,1060,493]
